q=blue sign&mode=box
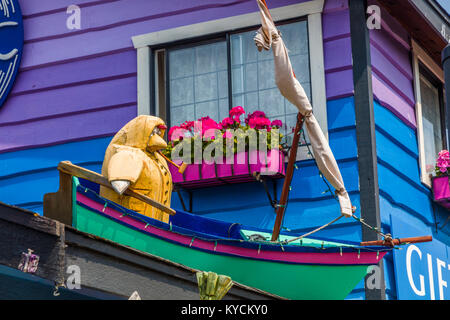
[0,0,23,108]
[391,215,449,300]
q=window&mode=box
[167,41,229,125]
[160,21,310,139]
[133,0,327,156]
[230,21,311,137]
[412,40,447,186]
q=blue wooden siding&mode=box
[0,137,110,213]
[369,1,450,300]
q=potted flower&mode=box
[162,106,287,187]
[432,150,450,209]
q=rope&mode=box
[300,130,394,243]
[281,215,344,244]
[351,214,392,242]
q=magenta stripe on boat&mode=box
[77,193,385,265]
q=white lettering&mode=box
[436,258,447,300]
[427,253,435,300]
[406,245,425,296]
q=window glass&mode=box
[419,74,443,175]
[166,20,311,139]
[168,41,228,126]
[230,20,310,138]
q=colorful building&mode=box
[1,0,449,299]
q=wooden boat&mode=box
[44,161,394,300]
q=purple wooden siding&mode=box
[368,1,416,129]
[2,0,310,154]
[323,1,354,100]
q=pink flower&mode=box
[196,116,220,139]
[168,126,183,141]
[245,110,267,125]
[249,116,271,130]
[180,120,194,131]
[230,106,245,122]
[271,119,283,128]
[220,117,235,129]
[436,150,450,174]
[438,150,450,160]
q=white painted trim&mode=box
[132,0,325,48]
[308,11,328,138]
[412,40,445,188]
[412,52,429,187]
[137,46,151,116]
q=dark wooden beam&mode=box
[349,0,386,300]
[0,201,282,300]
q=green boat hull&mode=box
[74,204,369,300]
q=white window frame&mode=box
[132,0,327,141]
[412,39,445,187]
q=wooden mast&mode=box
[271,113,304,241]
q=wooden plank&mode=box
[43,171,73,226]
[2,76,137,125]
[57,161,176,216]
[0,204,65,284]
[12,50,136,95]
[378,0,448,65]
[0,105,136,154]
[0,202,60,237]
[64,226,282,300]
[0,202,280,300]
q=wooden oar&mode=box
[58,161,176,216]
[157,150,188,174]
[360,236,432,247]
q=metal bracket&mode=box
[253,172,278,211]
[174,186,193,213]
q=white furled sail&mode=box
[254,0,353,217]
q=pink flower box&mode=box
[168,149,286,189]
[432,175,450,210]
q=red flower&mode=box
[245,110,267,125]
[168,126,183,141]
[249,116,271,130]
[220,117,235,129]
[180,120,194,131]
[230,106,245,122]
[271,119,283,128]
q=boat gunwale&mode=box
[75,186,391,266]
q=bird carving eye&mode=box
[151,127,161,137]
